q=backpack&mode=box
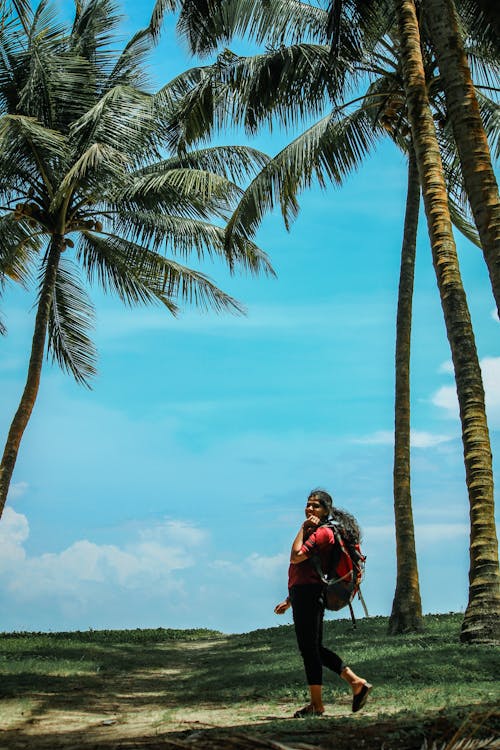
[311,520,368,626]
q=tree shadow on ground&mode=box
[0,702,498,750]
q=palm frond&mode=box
[114,209,275,276]
[143,145,269,184]
[145,254,245,313]
[218,44,341,134]
[5,17,96,127]
[148,0,177,39]
[69,84,157,161]
[77,230,177,308]
[476,90,500,160]
[326,0,393,61]
[226,105,381,243]
[47,257,97,386]
[0,113,68,160]
[466,47,500,91]
[51,142,127,210]
[0,11,26,113]
[70,0,122,75]
[448,195,481,248]
[136,250,246,313]
[105,27,155,89]
[456,0,500,60]
[165,44,349,150]
[76,230,244,314]
[0,115,68,199]
[0,151,46,203]
[9,0,33,33]
[171,0,329,56]
[161,62,221,150]
[17,0,75,127]
[0,214,41,285]
[122,166,242,219]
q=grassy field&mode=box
[0,613,498,749]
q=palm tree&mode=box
[393,0,499,644]
[421,0,500,315]
[0,0,273,520]
[389,140,423,634]
[163,0,499,641]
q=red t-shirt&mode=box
[288,525,336,588]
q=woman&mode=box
[274,488,372,717]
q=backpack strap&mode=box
[310,553,328,583]
[357,586,369,618]
[348,602,357,628]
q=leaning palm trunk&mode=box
[0,237,62,518]
[422,0,500,316]
[389,143,424,634]
[395,0,500,644]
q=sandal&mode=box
[352,682,373,713]
[293,704,324,718]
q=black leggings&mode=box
[289,584,346,685]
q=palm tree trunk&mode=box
[0,236,63,520]
[389,142,424,634]
[422,0,500,316]
[395,0,500,644]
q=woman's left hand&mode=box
[274,599,290,615]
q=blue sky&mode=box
[0,0,499,634]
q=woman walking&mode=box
[274,489,372,717]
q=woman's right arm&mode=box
[290,516,320,563]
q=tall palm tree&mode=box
[163,0,499,642]
[0,0,273,520]
[421,0,500,316]
[389,141,423,634]
[393,0,499,644]
[350,56,487,634]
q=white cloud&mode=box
[432,356,500,427]
[353,430,393,445]
[415,523,468,545]
[363,524,396,541]
[246,552,288,578]
[0,507,28,571]
[0,508,293,631]
[491,308,499,323]
[432,384,459,417]
[353,430,453,448]
[138,519,207,547]
[210,552,287,580]
[481,357,500,410]
[438,360,454,375]
[97,300,392,341]
[7,481,29,500]
[363,522,468,551]
[409,431,454,448]
[0,511,208,602]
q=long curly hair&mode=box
[330,506,362,546]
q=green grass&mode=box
[0,614,498,748]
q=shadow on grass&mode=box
[0,701,498,750]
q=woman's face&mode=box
[305,495,328,521]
